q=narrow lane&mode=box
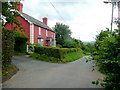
[3,56,104,88]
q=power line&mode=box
[49,0,66,23]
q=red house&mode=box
[4,3,56,47]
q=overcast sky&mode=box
[22,0,118,42]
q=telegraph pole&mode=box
[117,1,120,29]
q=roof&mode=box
[46,37,52,41]
[20,13,54,32]
[37,36,44,39]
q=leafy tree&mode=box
[53,23,72,47]
[63,38,77,48]
[92,28,120,89]
[2,2,24,32]
[2,1,26,76]
[2,2,19,25]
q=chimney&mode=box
[16,2,23,13]
[43,17,48,25]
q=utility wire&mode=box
[49,0,66,23]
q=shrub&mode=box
[14,31,28,53]
[33,43,42,47]
[30,53,60,63]
[92,29,120,89]
[34,46,81,60]
[2,28,14,70]
[56,44,62,48]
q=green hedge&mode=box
[2,28,14,69]
[14,31,28,53]
[34,46,81,59]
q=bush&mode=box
[33,43,42,47]
[2,28,14,70]
[34,46,81,59]
[56,44,62,48]
[30,53,60,63]
[92,29,120,89]
[14,31,28,53]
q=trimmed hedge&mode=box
[14,31,28,53]
[2,28,14,69]
[34,46,81,59]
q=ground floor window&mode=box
[38,38,44,46]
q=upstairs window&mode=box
[39,27,41,35]
[46,30,48,36]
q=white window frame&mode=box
[53,32,54,38]
[30,24,34,44]
[53,33,55,38]
[46,29,48,36]
[38,38,44,46]
[38,27,41,35]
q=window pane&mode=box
[39,27,41,35]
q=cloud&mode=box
[23,0,118,41]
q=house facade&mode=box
[4,3,56,47]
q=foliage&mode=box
[56,44,62,48]
[14,31,28,53]
[2,2,24,31]
[53,23,71,46]
[2,28,14,72]
[30,53,60,63]
[92,28,120,89]
[62,38,78,48]
[30,51,84,63]
[33,43,42,47]
[34,46,81,59]
[14,51,27,56]
[53,23,87,49]
[2,64,17,77]
[84,43,95,55]
[63,51,84,63]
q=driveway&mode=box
[3,56,104,88]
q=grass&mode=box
[62,52,84,63]
[30,51,84,63]
[14,51,27,56]
[2,64,18,77]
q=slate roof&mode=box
[21,13,54,32]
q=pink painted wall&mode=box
[4,16,30,42]
[34,25,55,46]
[4,16,55,46]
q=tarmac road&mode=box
[3,56,104,88]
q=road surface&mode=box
[3,56,104,88]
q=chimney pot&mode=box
[16,2,23,13]
[43,17,48,25]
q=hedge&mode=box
[34,46,81,59]
[14,31,28,53]
[2,28,14,69]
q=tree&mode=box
[2,2,23,31]
[2,1,25,78]
[92,28,120,89]
[53,23,72,46]
[63,38,77,48]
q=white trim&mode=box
[46,29,48,36]
[30,24,34,44]
[39,27,41,35]
[18,12,32,24]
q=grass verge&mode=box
[63,52,84,63]
[2,64,19,82]
[14,51,27,56]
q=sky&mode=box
[22,0,118,42]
